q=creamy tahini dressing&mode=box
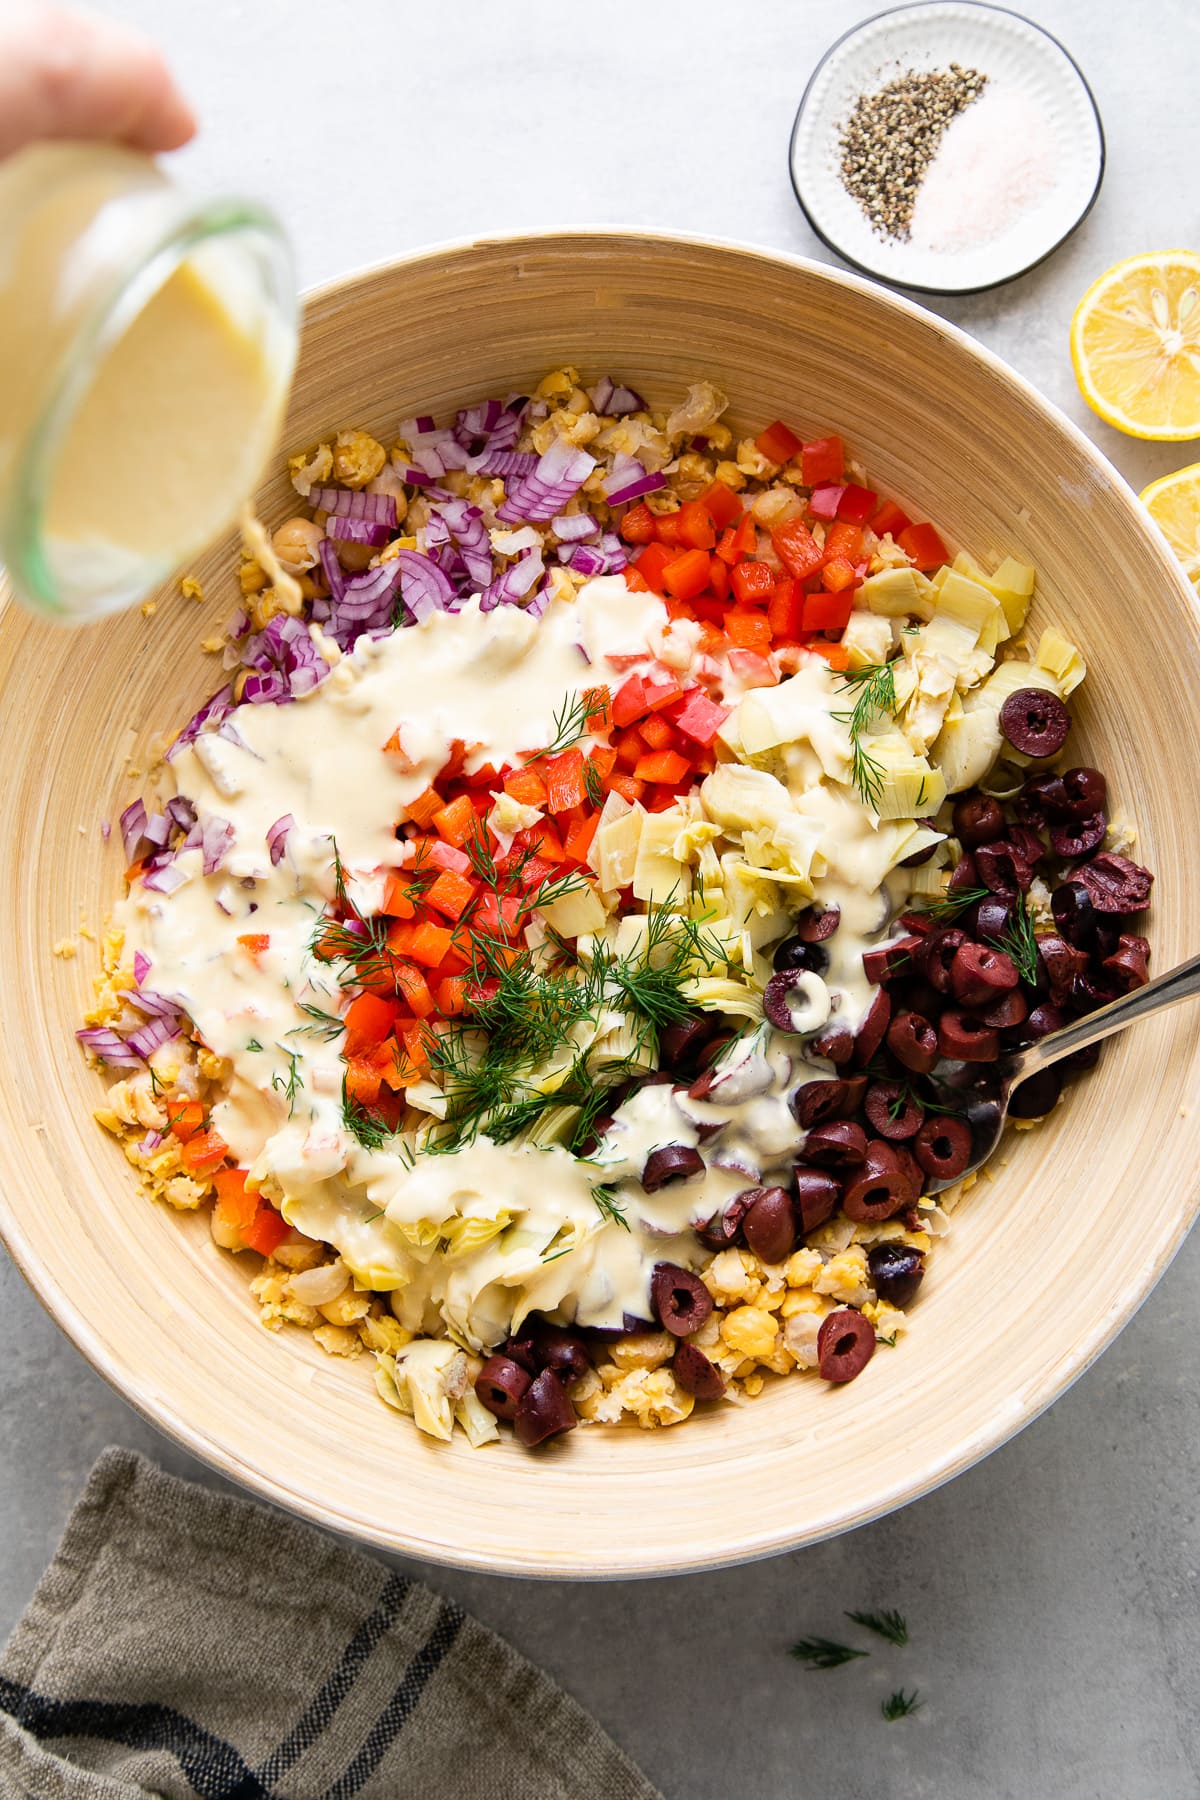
[118,576,920,1345]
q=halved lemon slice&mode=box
[1140,463,1200,592]
[1071,251,1200,440]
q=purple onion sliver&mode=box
[472,449,537,478]
[479,549,544,612]
[307,488,397,528]
[267,814,295,866]
[127,1016,181,1060]
[327,516,391,548]
[394,548,454,621]
[318,538,346,604]
[551,512,599,542]
[201,815,235,876]
[165,795,197,833]
[605,471,666,506]
[140,861,189,895]
[119,799,147,860]
[133,949,151,984]
[76,1027,144,1068]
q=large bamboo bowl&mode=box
[2,231,1198,1578]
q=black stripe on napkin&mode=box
[326,1598,465,1798]
[0,1674,266,1798]
[251,1569,412,1789]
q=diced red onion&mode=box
[551,512,599,542]
[133,950,152,984]
[119,799,148,860]
[567,544,609,578]
[142,812,171,849]
[394,549,455,622]
[141,860,189,895]
[126,987,182,1022]
[201,815,235,875]
[307,488,398,528]
[165,795,197,833]
[589,375,645,416]
[454,398,502,445]
[318,538,347,604]
[242,670,289,704]
[479,548,544,611]
[602,453,665,505]
[472,449,537,479]
[327,516,391,548]
[267,813,294,865]
[100,819,111,842]
[127,1015,180,1060]
[497,441,596,524]
[433,497,493,588]
[166,685,234,762]
[393,465,434,487]
[75,1026,143,1067]
[135,1128,164,1155]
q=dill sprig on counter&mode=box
[788,1637,869,1671]
[846,1608,909,1647]
[881,1689,922,1722]
[833,660,898,810]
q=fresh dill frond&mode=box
[846,1609,909,1647]
[833,660,898,810]
[541,1244,574,1263]
[879,1331,898,1347]
[881,1689,922,1721]
[989,891,1039,986]
[342,1081,394,1153]
[591,1184,630,1230]
[788,1637,868,1671]
[271,1046,303,1115]
[245,1038,263,1053]
[290,1002,345,1040]
[584,757,605,808]
[536,687,606,759]
[921,885,989,921]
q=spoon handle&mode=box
[1021,948,1200,1076]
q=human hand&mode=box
[0,3,194,160]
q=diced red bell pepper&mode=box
[584,685,612,733]
[472,891,523,940]
[606,771,645,804]
[614,726,646,771]
[670,689,731,746]
[898,522,950,571]
[212,1167,257,1233]
[435,738,469,785]
[662,548,710,602]
[587,745,617,784]
[807,483,844,520]
[242,1203,291,1258]
[803,589,855,630]
[503,765,548,807]
[237,932,270,964]
[634,542,675,592]
[871,498,912,539]
[634,750,691,787]
[436,974,470,1016]
[344,1055,383,1108]
[431,794,477,847]
[654,513,684,549]
[726,649,779,689]
[424,869,476,922]
[344,991,402,1055]
[563,812,600,862]
[393,962,435,1017]
[730,560,775,604]
[755,419,802,464]
[408,920,454,967]
[167,1098,205,1143]
[611,674,648,728]
[676,499,717,551]
[642,672,686,711]
[180,1127,228,1177]
[725,608,773,651]
[771,518,823,581]
[406,787,443,830]
[708,556,730,602]
[716,513,756,564]
[836,483,877,525]
[422,838,471,875]
[699,479,742,529]
[463,759,500,790]
[801,435,844,485]
[623,565,651,593]
[619,501,657,544]
[639,712,677,752]
[823,521,866,564]
[540,748,587,813]
[818,559,860,597]
[768,575,806,641]
[810,641,851,671]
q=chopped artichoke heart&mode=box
[454,1388,501,1447]
[865,732,947,821]
[685,976,764,1020]
[905,859,953,898]
[916,611,983,667]
[539,881,608,939]
[735,666,850,780]
[632,809,690,903]
[977,658,1061,708]
[841,610,896,668]
[700,763,793,831]
[860,565,936,620]
[1035,626,1086,696]
[931,705,1003,794]
[396,1339,459,1442]
[593,805,643,892]
[936,570,1008,653]
[441,1212,514,1258]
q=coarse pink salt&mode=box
[908,83,1057,254]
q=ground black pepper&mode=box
[839,64,988,241]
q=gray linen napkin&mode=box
[0,1448,663,1800]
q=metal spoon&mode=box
[921,950,1200,1193]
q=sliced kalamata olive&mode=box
[791,1076,866,1128]
[913,1114,972,1180]
[817,1309,876,1382]
[861,935,922,984]
[1025,1001,1067,1041]
[1050,811,1107,859]
[1060,766,1107,820]
[658,1015,720,1076]
[534,1325,593,1384]
[898,910,938,938]
[975,896,1014,943]
[812,1024,855,1065]
[950,942,1019,1008]
[514,1368,577,1446]
[503,1331,540,1376]
[937,1010,1000,1062]
[673,1342,726,1400]
[651,1263,714,1337]
[1008,823,1046,868]
[795,903,841,942]
[1000,687,1070,757]
[1008,1067,1064,1119]
[952,793,1005,848]
[917,928,967,995]
[794,1166,841,1234]
[743,1186,798,1263]
[1071,970,1123,1014]
[1093,919,1122,959]
[694,1191,754,1253]
[975,841,1033,896]
[1051,879,1097,947]
[1103,933,1151,992]
[893,1142,924,1203]
[979,986,1028,1029]
[864,1080,925,1140]
[842,1141,910,1222]
[475,1355,532,1422]
[764,968,831,1034]
[1075,852,1153,915]
[1016,771,1069,826]
[1061,1041,1101,1074]
[802,1120,868,1170]
[641,1144,705,1192]
[853,988,892,1064]
[867,1242,925,1308]
[947,853,979,895]
[900,833,939,868]
[1037,933,1088,1002]
[886,1010,939,1075]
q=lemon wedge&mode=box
[1070,252,1200,440]
[1140,463,1200,592]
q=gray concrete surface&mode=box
[4,2,1200,1795]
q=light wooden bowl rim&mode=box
[2,227,1196,1578]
